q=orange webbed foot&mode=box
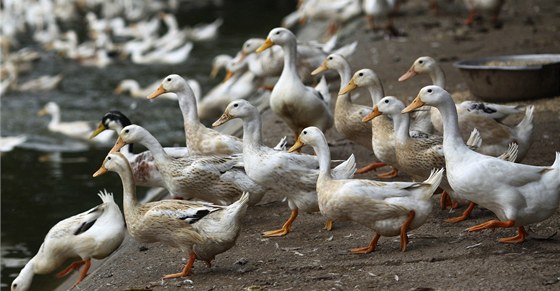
[351,233,380,254]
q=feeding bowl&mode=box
[453,54,560,102]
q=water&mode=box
[0,1,295,289]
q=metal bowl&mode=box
[453,54,560,102]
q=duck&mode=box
[398,56,535,161]
[311,53,372,150]
[463,0,505,27]
[289,126,444,252]
[213,99,356,236]
[110,124,266,206]
[185,18,223,42]
[362,0,400,36]
[338,69,399,177]
[403,85,560,243]
[90,110,188,188]
[148,74,243,156]
[295,0,362,38]
[256,27,333,140]
[37,101,114,144]
[15,74,63,92]
[93,152,250,278]
[11,190,125,291]
[0,135,26,153]
[131,41,193,65]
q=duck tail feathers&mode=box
[97,189,115,203]
[332,154,356,179]
[421,168,444,200]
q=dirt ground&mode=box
[60,1,560,290]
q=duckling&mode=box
[403,85,560,243]
[94,153,250,278]
[290,126,444,252]
[11,190,125,291]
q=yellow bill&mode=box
[212,112,233,127]
[288,137,305,153]
[402,96,425,113]
[147,84,167,100]
[92,165,108,177]
[256,38,274,53]
[339,80,357,95]
[311,62,328,76]
[362,105,381,122]
[398,67,417,82]
[89,122,106,139]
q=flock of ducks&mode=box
[7,1,560,291]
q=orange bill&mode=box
[147,84,167,100]
[402,96,425,113]
[362,105,382,122]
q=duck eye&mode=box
[233,103,238,107]
[107,157,111,160]
[125,129,129,133]
[384,99,389,103]
[167,78,171,82]
[303,131,307,135]
[275,31,280,35]
[328,57,333,60]
[427,89,433,93]
[358,72,363,76]
[419,60,423,64]
[13,284,17,288]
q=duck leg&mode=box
[465,9,476,26]
[324,219,334,231]
[262,208,298,237]
[351,233,380,254]
[400,210,416,252]
[376,167,398,179]
[56,260,85,278]
[445,202,476,223]
[162,253,196,279]
[439,191,459,210]
[356,162,386,174]
[467,220,525,243]
[70,260,91,290]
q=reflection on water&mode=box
[0,1,295,289]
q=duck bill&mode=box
[362,105,381,122]
[109,136,127,153]
[212,112,233,127]
[92,165,108,177]
[89,122,106,139]
[311,62,328,76]
[256,38,273,53]
[223,70,234,82]
[147,84,167,100]
[288,137,304,153]
[339,80,357,95]
[402,96,425,113]
[210,65,220,79]
[37,108,48,116]
[114,85,123,94]
[398,67,417,82]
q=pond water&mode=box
[0,1,295,289]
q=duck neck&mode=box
[436,99,467,152]
[116,161,140,215]
[13,257,35,288]
[336,62,353,105]
[392,112,410,144]
[241,111,263,149]
[311,136,333,180]
[48,110,61,128]
[176,83,200,124]
[367,82,385,104]
[135,132,169,162]
[280,39,298,81]
[430,65,446,88]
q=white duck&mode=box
[37,102,114,144]
[362,0,400,36]
[90,110,188,188]
[403,85,560,243]
[290,126,444,252]
[256,27,333,140]
[463,0,505,26]
[110,124,266,206]
[0,135,26,153]
[94,152,250,278]
[213,100,356,236]
[148,74,243,156]
[398,56,535,161]
[11,190,125,291]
